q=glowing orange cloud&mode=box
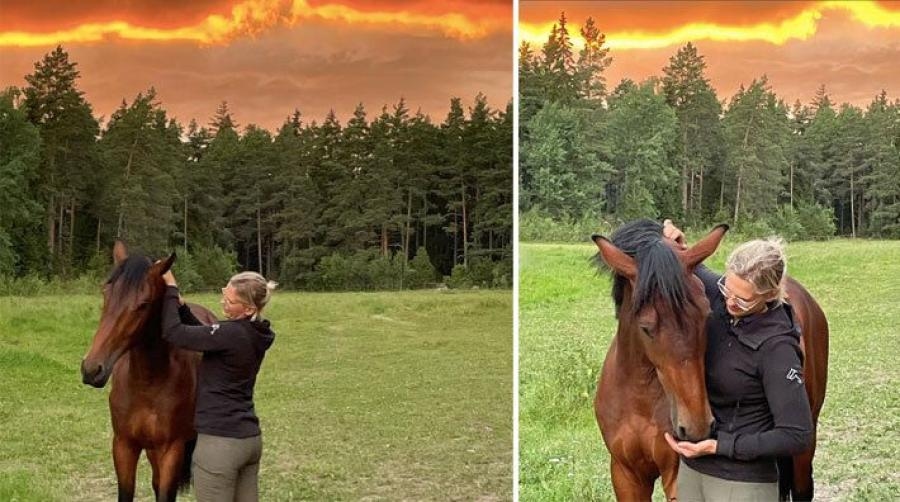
[518,1,900,51]
[0,0,507,47]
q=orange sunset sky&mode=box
[520,1,900,109]
[0,0,513,131]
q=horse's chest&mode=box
[110,378,195,444]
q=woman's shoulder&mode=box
[734,303,799,350]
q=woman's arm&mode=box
[715,338,814,460]
[162,286,231,352]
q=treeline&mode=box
[520,13,900,240]
[0,46,512,290]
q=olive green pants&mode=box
[192,433,263,502]
[677,460,778,502]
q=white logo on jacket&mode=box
[786,367,803,384]
[210,323,221,335]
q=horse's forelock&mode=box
[106,255,152,291]
[596,219,694,321]
[633,241,688,318]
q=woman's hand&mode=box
[162,270,177,287]
[662,219,688,250]
[664,432,717,458]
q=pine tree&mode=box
[605,79,679,220]
[0,88,43,275]
[662,43,724,222]
[22,45,100,272]
[721,78,791,227]
[575,17,612,103]
[97,88,181,255]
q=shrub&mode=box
[0,231,15,277]
[519,208,611,243]
[769,205,804,241]
[796,202,836,240]
[405,247,440,289]
[492,257,513,288]
[738,218,775,239]
[446,263,472,289]
[192,246,239,287]
[172,247,204,293]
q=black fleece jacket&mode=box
[684,265,813,482]
[162,286,275,438]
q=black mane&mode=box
[594,218,688,318]
[106,255,152,290]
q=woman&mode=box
[662,220,813,501]
[161,270,277,502]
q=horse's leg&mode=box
[658,453,679,501]
[146,447,162,500]
[113,435,141,502]
[151,441,186,502]
[611,458,654,502]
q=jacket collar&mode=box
[728,301,799,350]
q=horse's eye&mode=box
[640,326,653,338]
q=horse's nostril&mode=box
[677,426,687,439]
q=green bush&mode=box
[737,217,775,239]
[315,249,405,291]
[317,252,358,290]
[367,253,404,290]
[193,246,239,287]
[796,202,836,240]
[447,257,497,289]
[0,230,15,277]
[406,247,440,289]
[519,208,611,243]
[469,257,496,288]
[446,263,472,289]
[172,247,204,293]
[492,257,513,288]
[0,272,101,297]
[769,205,804,241]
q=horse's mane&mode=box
[106,255,152,290]
[594,218,688,318]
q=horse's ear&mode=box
[592,234,637,281]
[682,224,729,270]
[150,252,177,276]
[113,240,128,265]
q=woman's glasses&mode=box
[716,276,763,312]
[221,288,246,307]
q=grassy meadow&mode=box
[519,239,900,501]
[0,289,512,501]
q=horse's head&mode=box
[593,220,728,442]
[81,241,175,388]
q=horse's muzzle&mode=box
[81,359,110,388]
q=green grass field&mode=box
[0,289,512,501]
[519,239,900,501]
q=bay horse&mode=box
[81,241,217,502]
[591,219,828,501]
